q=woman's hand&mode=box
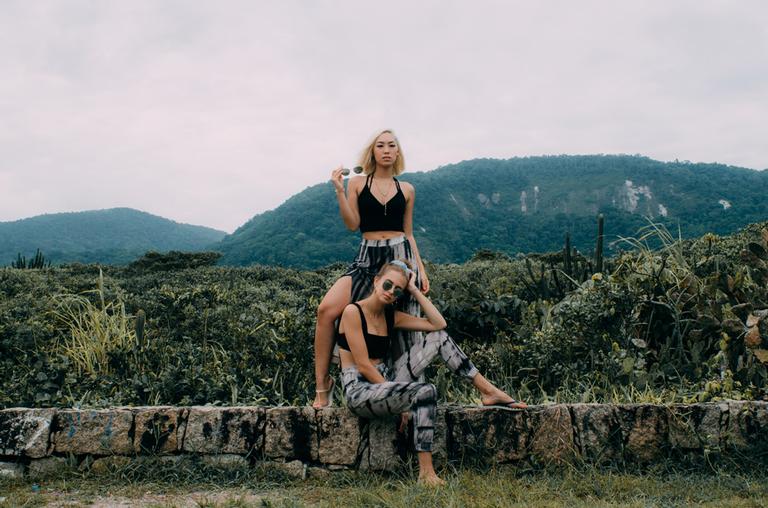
[399,412,410,433]
[330,166,345,193]
[406,272,420,295]
[420,272,430,294]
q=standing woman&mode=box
[312,129,429,409]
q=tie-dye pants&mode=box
[341,329,479,452]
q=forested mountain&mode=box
[216,155,768,268]
[0,208,226,265]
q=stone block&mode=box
[668,403,726,451]
[448,406,529,465]
[0,461,24,479]
[359,416,405,471]
[724,401,768,453]
[528,404,576,465]
[52,409,133,455]
[264,407,318,461]
[618,404,668,463]
[182,406,265,456]
[132,406,188,454]
[27,456,69,478]
[0,408,55,458]
[317,407,361,465]
[431,408,449,467]
[571,404,621,463]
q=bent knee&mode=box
[317,301,343,323]
[415,383,438,403]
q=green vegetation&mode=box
[217,155,768,268]
[1,220,766,409]
[0,207,226,266]
[10,248,50,269]
[1,459,767,507]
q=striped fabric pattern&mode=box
[341,330,478,452]
[341,235,424,375]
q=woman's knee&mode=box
[415,383,438,404]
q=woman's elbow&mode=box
[433,319,447,331]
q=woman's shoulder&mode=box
[398,179,415,194]
[346,175,367,194]
[341,302,362,319]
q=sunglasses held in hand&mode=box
[341,166,364,177]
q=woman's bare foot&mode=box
[311,376,334,409]
[418,472,446,487]
[472,374,527,408]
[481,387,527,408]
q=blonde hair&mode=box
[376,259,414,278]
[358,129,406,176]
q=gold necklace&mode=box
[372,177,395,216]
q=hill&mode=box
[0,208,226,265]
[216,155,768,268]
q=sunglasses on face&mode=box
[381,279,404,298]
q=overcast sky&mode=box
[1,1,766,233]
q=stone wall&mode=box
[1,402,767,478]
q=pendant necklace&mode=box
[372,177,394,216]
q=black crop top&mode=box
[358,175,406,233]
[337,303,393,359]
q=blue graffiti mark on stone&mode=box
[105,414,113,438]
[66,413,78,438]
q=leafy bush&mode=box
[1,221,767,408]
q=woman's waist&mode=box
[339,352,385,369]
[359,232,408,245]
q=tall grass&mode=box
[51,269,137,377]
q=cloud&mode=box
[1,0,766,232]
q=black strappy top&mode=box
[337,303,393,359]
[358,175,406,233]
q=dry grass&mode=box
[2,459,767,507]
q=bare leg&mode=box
[472,373,527,408]
[312,275,352,409]
[417,452,445,486]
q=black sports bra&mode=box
[358,175,406,233]
[337,303,393,359]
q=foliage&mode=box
[217,155,768,268]
[10,248,51,269]
[1,221,768,408]
[52,269,136,377]
[126,250,222,272]
[0,207,226,265]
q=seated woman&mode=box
[337,260,527,486]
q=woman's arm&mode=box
[393,275,447,331]
[401,182,430,293]
[341,305,387,383]
[332,168,362,231]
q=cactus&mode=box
[132,309,147,374]
[10,249,50,269]
[135,309,146,348]
[595,214,604,273]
